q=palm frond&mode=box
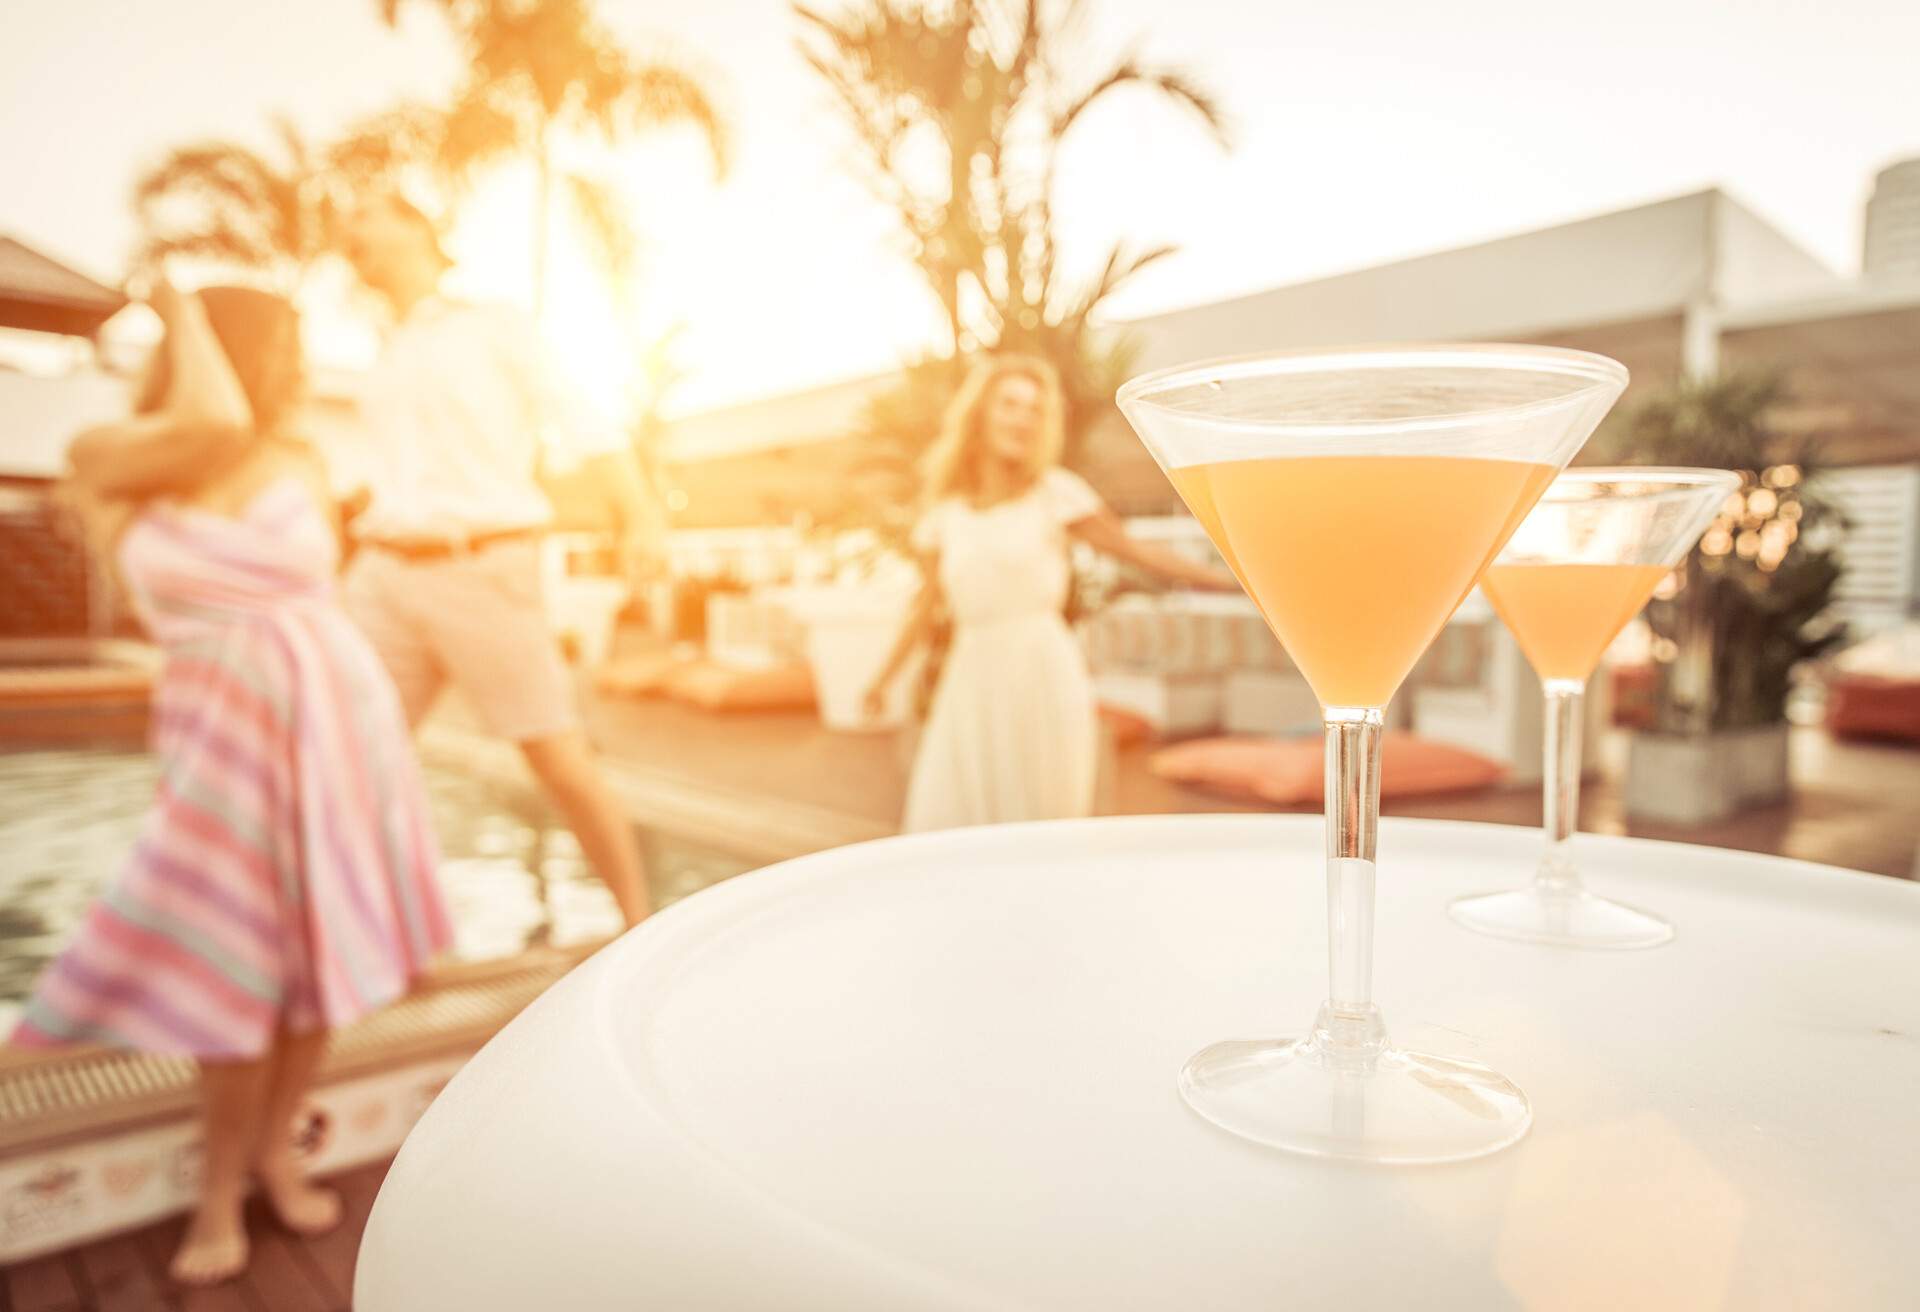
[437,83,525,180]
[133,143,278,213]
[270,115,311,175]
[597,57,731,178]
[790,3,845,42]
[1096,241,1174,302]
[1055,60,1230,150]
[135,224,281,275]
[793,2,885,69]
[377,0,466,26]
[561,169,637,286]
[328,104,442,182]
[131,140,309,274]
[1056,241,1174,328]
[1007,0,1045,89]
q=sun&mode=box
[435,128,723,423]
[390,125,946,423]
[433,161,626,422]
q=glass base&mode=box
[1448,884,1674,949]
[1178,1012,1532,1164]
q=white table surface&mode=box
[357,816,1920,1310]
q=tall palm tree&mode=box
[382,0,729,316]
[796,0,1227,454]
[132,112,430,293]
[132,117,335,293]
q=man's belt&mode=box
[362,526,544,561]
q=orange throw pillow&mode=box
[1826,674,1920,745]
[1097,704,1155,751]
[663,661,817,713]
[1150,732,1506,804]
[1610,662,1656,729]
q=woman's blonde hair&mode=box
[919,353,1066,506]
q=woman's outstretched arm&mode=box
[862,567,942,718]
[1068,509,1240,592]
[67,283,255,499]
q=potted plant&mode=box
[1589,371,1848,823]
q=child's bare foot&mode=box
[257,1157,342,1236]
[170,1198,249,1286]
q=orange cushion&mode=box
[1097,704,1155,750]
[1610,662,1656,729]
[663,660,817,712]
[595,652,690,698]
[1150,732,1506,804]
[1826,674,1920,745]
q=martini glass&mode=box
[1118,344,1626,1164]
[1449,468,1740,949]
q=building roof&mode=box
[0,236,127,338]
[1117,189,1841,371]
[659,372,897,463]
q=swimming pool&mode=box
[0,745,756,1032]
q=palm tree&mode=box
[132,117,336,293]
[795,0,1228,455]
[132,112,431,293]
[381,0,729,316]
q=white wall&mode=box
[1818,464,1920,631]
[0,369,127,478]
[1120,192,1725,372]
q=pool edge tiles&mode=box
[0,948,588,1264]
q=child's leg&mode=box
[171,1057,271,1285]
[254,1026,342,1234]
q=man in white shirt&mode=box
[340,193,660,925]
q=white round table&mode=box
[356,817,1920,1310]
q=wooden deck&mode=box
[2,1157,389,1312]
[561,684,1920,880]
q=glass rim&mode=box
[1539,466,1745,505]
[1116,342,1630,438]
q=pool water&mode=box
[0,746,755,1031]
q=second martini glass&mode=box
[1450,467,1740,949]
[1119,345,1626,1163]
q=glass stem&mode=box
[1318,706,1387,1061]
[1537,679,1586,895]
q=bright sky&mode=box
[1,0,1915,416]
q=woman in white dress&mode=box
[864,355,1235,832]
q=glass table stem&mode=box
[1319,706,1386,1061]
[1538,678,1586,895]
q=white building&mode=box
[1863,157,1920,282]
[1111,187,1915,465]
